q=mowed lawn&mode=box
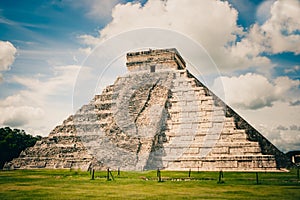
[0,169,299,199]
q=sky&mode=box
[0,0,299,152]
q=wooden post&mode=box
[218,170,224,183]
[256,172,259,184]
[118,167,120,176]
[107,168,110,181]
[91,169,95,180]
[188,169,191,177]
[157,168,162,182]
[109,169,115,181]
[297,168,299,180]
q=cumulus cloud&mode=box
[0,65,82,135]
[276,124,300,131]
[212,73,300,109]
[255,0,275,24]
[79,0,300,72]
[276,125,288,131]
[78,34,102,47]
[1,106,45,127]
[227,0,300,73]
[0,41,16,70]
[238,0,300,57]
[0,41,17,81]
[0,92,46,130]
[11,65,81,96]
[84,0,120,19]
[69,0,121,20]
[97,0,242,46]
[258,123,300,152]
[266,0,300,54]
[284,65,300,74]
[78,47,92,55]
[79,0,260,71]
[290,100,300,106]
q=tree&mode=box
[0,127,42,169]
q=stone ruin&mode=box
[4,48,290,171]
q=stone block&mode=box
[185,148,199,154]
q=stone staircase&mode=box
[144,69,278,171]
[4,116,93,170]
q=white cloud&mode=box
[290,100,300,106]
[212,73,300,109]
[256,0,276,24]
[225,23,273,71]
[284,65,300,74]
[228,0,256,20]
[239,0,300,57]
[0,65,82,136]
[78,47,92,55]
[11,65,81,99]
[67,0,120,21]
[226,0,300,72]
[0,41,17,81]
[85,0,120,19]
[258,123,300,152]
[78,34,102,47]
[1,106,45,127]
[0,41,16,71]
[290,124,300,131]
[103,0,242,46]
[79,0,257,71]
[266,0,300,54]
[79,0,300,72]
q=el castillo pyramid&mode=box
[5,48,290,171]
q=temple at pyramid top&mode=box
[126,48,186,72]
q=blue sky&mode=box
[1,0,101,46]
[0,0,299,152]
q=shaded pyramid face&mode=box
[5,49,290,171]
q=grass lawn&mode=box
[0,169,299,199]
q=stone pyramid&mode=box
[5,48,289,171]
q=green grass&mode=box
[0,169,299,199]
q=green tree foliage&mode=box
[0,127,42,169]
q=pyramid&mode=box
[5,48,290,171]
